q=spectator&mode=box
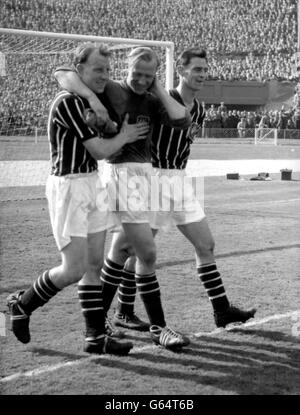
[0,0,298,133]
[237,117,247,138]
[218,101,228,113]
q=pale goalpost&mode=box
[0,28,174,139]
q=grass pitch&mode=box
[0,140,299,395]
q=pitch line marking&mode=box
[193,310,300,337]
[0,344,156,384]
[1,310,299,384]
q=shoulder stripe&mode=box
[156,125,164,168]
[62,99,84,138]
[56,107,69,129]
[71,137,77,174]
[165,128,174,169]
[173,129,184,168]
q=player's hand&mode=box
[149,76,163,94]
[119,113,150,144]
[84,109,118,135]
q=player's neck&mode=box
[176,84,196,108]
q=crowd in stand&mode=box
[0,0,299,133]
[201,103,300,138]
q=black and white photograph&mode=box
[0,0,299,399]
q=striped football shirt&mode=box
[151,89,205,169]
[48,91,98,176]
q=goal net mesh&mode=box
[0,29,173,201]
[0,29,173,138]
[254,128,278,145]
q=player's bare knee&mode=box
[124,244,135,257]
[138,247,156,268]
[87,261,103,277]
[64,261,87,284]
[109,241,132,263]
[195,238,215,257]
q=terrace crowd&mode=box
[0,0,298,131]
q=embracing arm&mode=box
[54,68,109,123]
[83,114,149,160]
[151,78,191,126]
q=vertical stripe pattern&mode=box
[152,89,205,170]
[48,91,98,176]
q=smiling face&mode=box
[126,58,157,95]
[77,49,110,94]
[180,57,208,91]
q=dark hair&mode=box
[176,47,207,67]
[73,42,111,66]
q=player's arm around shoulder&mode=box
[151,78,191,129]
[83,113,149,160]
[54,66,110,124]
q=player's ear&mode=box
[76,63,84,75]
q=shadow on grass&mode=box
[88,328,300,394]
[9,329,300,395]
[157,243,300,269]
[29,347,86,360]
[196,329,300,353]
[92,344,299,395]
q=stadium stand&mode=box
[0,0,298,135]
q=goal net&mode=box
[254,128,278,146]
[0,28,174,139]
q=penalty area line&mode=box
[193,310,300,337]
[1,310,299,384]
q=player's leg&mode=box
[7,236,89,344]
[114,228,159,330]
[100,229,133,314]
[79,231,133,355]
[177,218,256,327]
[121,223,189,350]
[113,255,150,331]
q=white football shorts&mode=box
[150,168,205,229]
[101,162,154,224]
[46,171,116,251]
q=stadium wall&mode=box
[198,80,296,108]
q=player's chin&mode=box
[96,87,105,94]
[194,81,204,89]
[131,84,147,95]
[94,83,106,93]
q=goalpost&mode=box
[0,27,174,138]
[254,128,278,146]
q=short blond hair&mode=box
[127,47,160,69]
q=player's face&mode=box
[79,51,110,94]
[181,57,208,91]
[127,59,157,95]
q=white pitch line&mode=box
[0,344,156,384]
[248,198,300,205]
[1,310,299,384]
[193,310,300,337]
[208,198,300,209]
